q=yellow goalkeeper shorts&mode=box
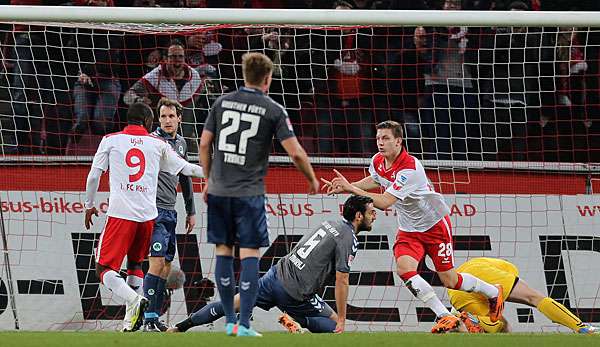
[448,257,519,315]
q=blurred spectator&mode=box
[4,0,72,154]
[376,0,428,152]
[124,42,205,154]
[121,33,168,89]
[246,27,312,121]
[70,0,124,142]
[121,47,163,91]
[186,31,222,78]
[145,49,163,72]
[316,0,378,155]
[186,31,225,104]
[556,26,591,128]
[1,0,597,162]
[414,0,480,160]
[477,0,544,159]
[556,28,588,106]
[229,24,314,138]
[352,0,373,8]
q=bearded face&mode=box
[167,45,185,73]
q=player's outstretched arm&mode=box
[329,170,397,210]
[334,271,350,333]
[161,143,204,178]
[321,175,379,195]
[281,136,319,194]
[179,163,204,178]
[352,176,380,191]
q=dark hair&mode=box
[127,102,154,125]
[507,1,528,10]
[342,195,373,222]
[156,97,183,118]
[376,120,404,139]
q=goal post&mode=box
[2,6,600,26]
[0,6,599,332]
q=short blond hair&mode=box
[156,97,183,118]
[242,52,273,86]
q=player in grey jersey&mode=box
[141,98,197,332]
[167,195,376,334]
[199,52,319,336]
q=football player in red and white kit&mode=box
[322,121,504,333]
[83,102,204,332]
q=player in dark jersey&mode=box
[142,98,196,332]
[167,195,376,334]
[199,52,320,337]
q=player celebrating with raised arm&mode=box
[142,98,197,332]
[322,120,504,333]
[447,257,599,334]
[84,102,204,332]
[199,52,320,337]
[168,195,375,334]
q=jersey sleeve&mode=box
[335,234,358,273]
[385,168,419,200]
[91,136,110,172]
[274,107,296,142]
[178,137,195,215]
[160,142,188,175]
[368,156,382,186]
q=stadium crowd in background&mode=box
[0,0,599,162]
[123,42,205,154]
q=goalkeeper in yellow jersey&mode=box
[447,257,598,334]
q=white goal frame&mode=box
[1,6,600,27]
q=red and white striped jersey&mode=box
[368,150,450,232]
[91,125,187,222]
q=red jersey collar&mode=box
[382,148,409,172]
[122,125,149,135]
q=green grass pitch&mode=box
[0,331,596,347]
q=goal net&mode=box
[0,6,599,332]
